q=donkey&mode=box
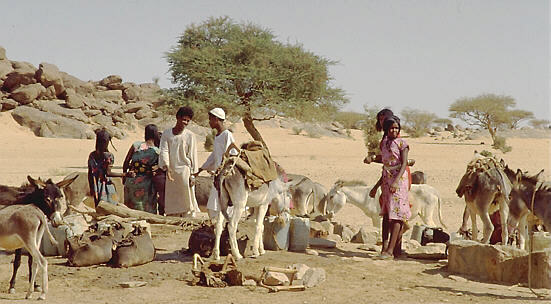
[0,175,76,300]
[456,156,512,245]
[508,169,550,243]
[212,157,290,261]
[326,181,447,229]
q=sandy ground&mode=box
[0,111,550,303]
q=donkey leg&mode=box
[9,249,22,294]
[27,253,41,292]
[499,202,509,246]
[467,204,478,242]
[479,211,494,244]
[517,214,528,250]
[211,212,224,261]
[227,206,244,260]
[255,204,269,256]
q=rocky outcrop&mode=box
[0,46,165,139]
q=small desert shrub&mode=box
[204,129,216,152]
[492,135,512,153]
[306,129,321,138]
[479,150,494,158]
[292,126,303,135]
[334,111,368,129]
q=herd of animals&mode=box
[0,151,549,300]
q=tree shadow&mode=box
[154,248,193,263]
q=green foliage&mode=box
[492,135,512,153]
[449,93,531,145]
[291,126,303,135]
[362,105,381,155]
[401,108,437,138]
[334,111,368,129]
[479,150,494,157]
[204,129,216,152]
[164,16,348,142]
[529,119,551,129]
[507,109,534,129]
[305,128,321,138]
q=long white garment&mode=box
[201,130,236,214]
[159,128,200,215]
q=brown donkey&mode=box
[0,175,76,300]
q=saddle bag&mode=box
[111,226,155,268]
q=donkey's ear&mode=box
[28,176,46,189]
[56,175,78,189]
[535,169,545,180]
[515,169,523,183]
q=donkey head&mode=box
[326,182,346,218]
[27,175,78,227]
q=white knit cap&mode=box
[209,108,225,120]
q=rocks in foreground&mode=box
[448,240,551,289]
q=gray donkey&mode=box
[0,175,76,300]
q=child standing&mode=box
[376,116,411,259]
[88,129,134,206]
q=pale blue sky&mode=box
[1,0,549,121]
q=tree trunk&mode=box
[96,201,204,226]
[243,112,269,151]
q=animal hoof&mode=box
[8,288,15,294]
[38,294,46,300]
[234,254,243,260]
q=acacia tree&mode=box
[449,93,516,144]
[400,108,437,137]
[165,16,347,147]
[506,109,534,129]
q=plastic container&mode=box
[289,216,310,252]
[410,224,426,244]
[263,214,290,251]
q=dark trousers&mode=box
[152,172,166,215]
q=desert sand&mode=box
[0,111,549,303]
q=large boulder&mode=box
[34,100,89,123]
[35,62,65,96]
[59,71,86,89]
[0,59,14,80]
[84,97,120,114]
[99,75,124,90]
[3,61,37,92]
[122,85,141,102]
[93,90,124,104]
[62,88,86,109]
[448,240,551,288]
[11,106,94,139]
[0,46,6,60]
[74,81,95,96]
[10,83,46,105]
[0,98,18,111]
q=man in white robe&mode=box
[193,108,237,219]
[159,106,200,217]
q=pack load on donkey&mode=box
[456,152,515,245]
[189,140,290,261]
